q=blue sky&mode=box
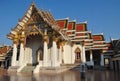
[0,0,120,45]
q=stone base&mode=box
[38,67,68,74]
[7,66,19,73]
[38,64,81,74]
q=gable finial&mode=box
[31,0,35,5]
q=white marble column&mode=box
[82,44,86,63]
[59,46,62,64]
[43,41,48,67]
[52,40,57,67]
[90,50,94,65]
[19,31,25,66]
[71,42,74,64]
[11,43,17,66]
[19,43,24,66]
[100,54,104,66]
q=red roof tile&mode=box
[0,46,11,55]
[93,35,103,41]
[56,19,68,29]
[67,22,75,30]
[76,24,87,32]
[67,22,75,35]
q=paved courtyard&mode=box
[0,69,120,81]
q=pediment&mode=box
[7,2,64,41]
[26,25,44,37]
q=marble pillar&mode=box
[11,44,17,66]
[52,41,58,67]
[100,54,104,66]
[43,41,48,67]
[19,43,24,66]
[90,50,94,65]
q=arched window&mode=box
[75,47,81,63]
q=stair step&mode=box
[20,66,35,73]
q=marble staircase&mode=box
[20,65,35,73]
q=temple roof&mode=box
[93,34,104,41]
[56,18,68,29]
[7,2,108,51]
[91,34,107,50]
[0,46,11,54]
[7,2,60,40]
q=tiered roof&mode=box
[92,34,107,50]
[56,18,107,51]
[0,46,11,61]
[7,2,107,51]
[7,2,63,40]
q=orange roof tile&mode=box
[76,23,87,32]
[67,22,75,30]
[93,35,103,41]
[76,33,85,36]
[56,19,68,29]
[0,46,11,55]
[67,22,75,35]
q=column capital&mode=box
[53,37,58,42]
[44,35,49,43]
[71,42,74,47]
[20,32,25,44]
[61,41,66,46]
[13,34,19,44]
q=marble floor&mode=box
[0,69,120,81]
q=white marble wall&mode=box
[63,44,72,64]
[62,43,85,64]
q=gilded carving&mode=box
[20,33,25,43]
[62,41,66,46]
[44,35,49,43]
[13,34,19,44]
[75,47,81,53]
[53,37,58,42]
[71,42,74,47]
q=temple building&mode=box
[104,39,120,71]
[7,2,108,73]
[0,45,12,69]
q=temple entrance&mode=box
[93,50,101,66]
[26,34,43,66]
[75,47,81,63]
[36,47,43,64]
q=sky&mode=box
[0,0,120,45]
